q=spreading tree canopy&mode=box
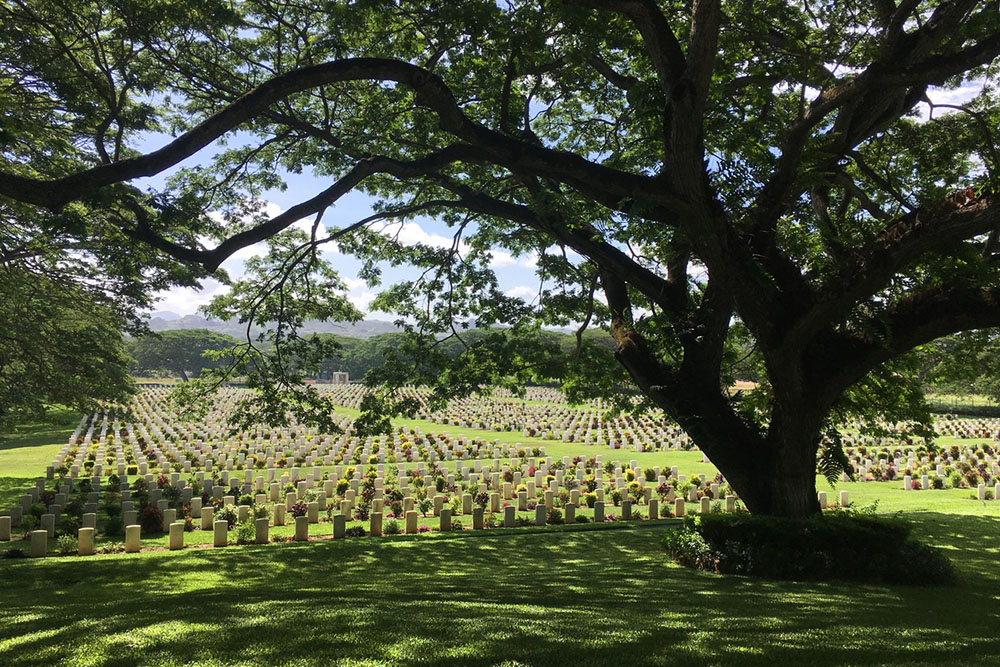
[128,328,243,380]
[2,0,1000,515]
[0,262,135,429]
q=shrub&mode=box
[418,498,433,516]
[547,508,563,525]
[183,516,196,532]
[138,506,163,534]
[417,525,431,533]
[345,526,366,538]
[583,492,598,508]
[888,540,957,585]
[664,513,956,585]
[98,542,125,554]
[239,494,254,506]
[234,520,256,545]
[450,519,464,531]
[216,505,240,528]
[289,502,308,519]
[575,515,590,523]
[103,515,124,537]
[384,518,401,535]
[56,535,78,555]
[64,499,84,518]
[29,501,46,519]
[932,477,945,490]
[58,515,81,536]
[3,548,26,559]
[610,489,622,506]
[663,523,713,569]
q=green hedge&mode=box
[664,512,956,585]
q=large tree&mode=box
[2,0,1000,515]
[129,329,243,380]
[0,262,134,429]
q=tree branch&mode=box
[819,282,1000,402]
[0,57,679,219]
[567,0,685,96]
[800,192,999,344]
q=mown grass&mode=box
[2,408,1000,665]
[1,514,998,666]
[0,408,80,508]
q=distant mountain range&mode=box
[146,312,404,339]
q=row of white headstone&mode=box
[4,489,749,557]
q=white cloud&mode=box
[505,285,538,300]
[348,291,379,313]
[151,278,230,317]
[688,262,708,283]
[916,83,983,121]
[339,276,379,314]
[341,276,369,291]
[381,221,456,249]
[376,220,536,269]
[926,84,982,109]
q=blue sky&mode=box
[139,141,543,320]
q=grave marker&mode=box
[78,527,95,556]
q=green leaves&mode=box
[0,263,135,430]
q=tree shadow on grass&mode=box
[0,515,998,666]
[0,408,79,452]
[0,477,34,513]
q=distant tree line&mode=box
[129,327,616,383]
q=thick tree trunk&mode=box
[701,413,823,517]
[603,298,825,518]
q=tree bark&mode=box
[689,410,823,518]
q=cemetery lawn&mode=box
[0,408,78,508]
[1,512,999,667]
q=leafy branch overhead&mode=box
[2,0,999,516]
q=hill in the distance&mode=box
[146,313,403,339]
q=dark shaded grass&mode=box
[0,408,79,452]
[0,513,998,666]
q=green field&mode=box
[0,408,80,509]
[0,512,998,666]
[2,407,1000,665]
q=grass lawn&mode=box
[0,513,998,666]
[3,405,1000,665]
[0,408,80,509]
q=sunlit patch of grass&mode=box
[1,516,999,666]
